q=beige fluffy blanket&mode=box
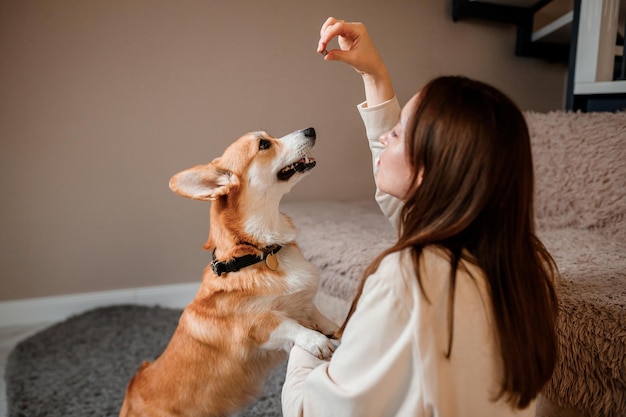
[526,110,626,417]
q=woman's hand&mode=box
[317,17,384,76]
[317,17,394,107]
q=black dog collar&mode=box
[211,245,282,277]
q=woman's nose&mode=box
[379,132,389,146]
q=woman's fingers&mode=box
[317,18,355,54]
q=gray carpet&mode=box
[5,305,286,417]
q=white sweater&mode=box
[281,97,536,417]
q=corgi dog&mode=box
[119,127,337,417]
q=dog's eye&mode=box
[259,139,271,150]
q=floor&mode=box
[0,322,51,416]
[0,320,586,417]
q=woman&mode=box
[281,17,559,417]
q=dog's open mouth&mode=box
[277,156,316,181]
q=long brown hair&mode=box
[338,76,558,409]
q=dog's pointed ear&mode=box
[169,160,239,201]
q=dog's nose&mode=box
[303,127,316,140]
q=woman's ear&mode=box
[169,159,239,201]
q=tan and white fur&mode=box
[119,128,337,417]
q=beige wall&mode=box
[0,0,567,301]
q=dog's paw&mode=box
[311,306,340,337]
[312,321,339,339]
[296,330,335,360]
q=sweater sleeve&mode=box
[281,255,419,417]
[357,97,403,227]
